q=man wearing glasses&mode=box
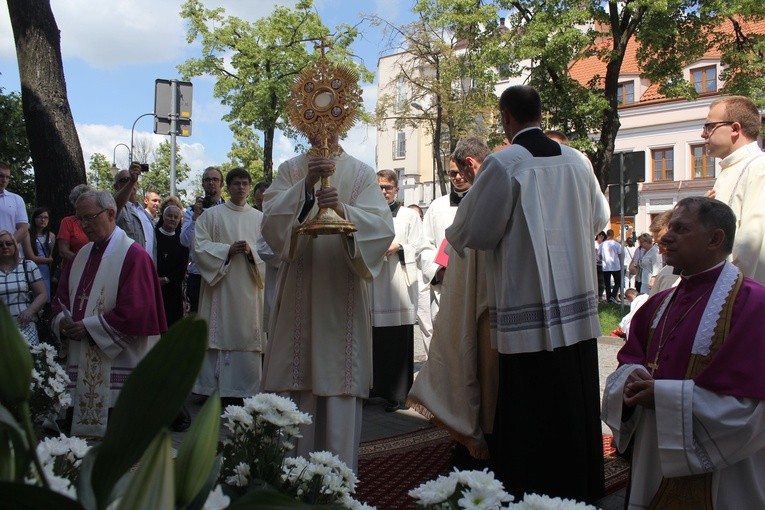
[0,162,29,247]
[114,163,156,263]
[418,139,481,350]
[52,190,166,437]
[705,95,765,283]
[180,166,224,313]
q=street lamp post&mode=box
[130,112,154,164]
[111,143,130,176]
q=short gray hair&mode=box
[68,184,91,207]
[76,190,117,213]
[451,137,491,166]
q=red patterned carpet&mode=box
[354,428,629,510]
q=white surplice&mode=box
[193,201,265,398]
[260,152,394,471]
[713,141,765,284]
[370,205,422,327]
[446,145,610,354]
[420,194,458,315]
[603,367,765,510]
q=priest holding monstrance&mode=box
[261,46,394,472]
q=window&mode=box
[690,144,715,178]
[652,148,674,181]
[691,66,717,94]
[395,78,407,111]
[392,131,406,159]
[617,82,635,106]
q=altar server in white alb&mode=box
[705,95,765,284]
[261,132,394,472]
[193,168,266,399]
[446,85,610,503]
[368,169,423,412]
[603,197,765,509]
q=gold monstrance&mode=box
[286,45,362,236]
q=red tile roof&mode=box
[568,18,765,104]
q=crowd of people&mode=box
[2,87,764,507]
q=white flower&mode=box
[409,474,458,506]
[65,435,90,459]
[457,485,507,509]
[341,494,377,510]
[202,484,231,510]
[221,405,254,433]
[508,493,597,510]
[225,462,251,487]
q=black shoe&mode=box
[384,400,409,412]
[170,406,191,432]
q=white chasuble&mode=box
[261,152,395,398]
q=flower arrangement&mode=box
[280,451,373,509]
[218,393,312,487]
[409,469,596,510]
[29,342,71,424]
[409,468,513,509]
[26,434,90,499]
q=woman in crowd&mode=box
[155,200,188,326]
[622,236,637,291]
[0,230,47,345]
[636,232,663,294]
[22,207,56,302]
[57,184,91,272]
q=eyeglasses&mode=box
[76,209,107,224]
[448,171,461,178]
[203,177,221,183]
[379,185,395,191]
[702,121,734,135]
[0,241,15,247]
[36,216,50,220]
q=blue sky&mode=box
[0,0,415,191]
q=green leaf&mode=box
[175,391,221,506]
[227,487,342,510]
[0,303,33,405]
[0,481,85,510]
[185,455,223,510]
[76,444,98,510]
[89,315,208,509]
[0,402,31,482]
[116,430,175,510]
[0,430,14,481]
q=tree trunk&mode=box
[7,0,86,230]
[263,128,274,183]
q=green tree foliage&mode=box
[0,86,35,206]
[496,0,765,189]
[178,0,373,183]
[87,153,114,191]
[371,0,508,194]
[226,124,266,186]
[141,141,191,202]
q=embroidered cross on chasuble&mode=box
[643,265,744,510]
[72,289,112,438]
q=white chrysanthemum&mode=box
[409,474,458,506]
[39,435,71,458]
[457,485,509,509]
[65,435,90,458]
[509,493,597,510]
[225,462,251,487]
[222,405,254,433]
[245,393,312,428]
[341,494,377,510]
[202,484,231,510]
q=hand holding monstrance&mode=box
[286,43,362,236]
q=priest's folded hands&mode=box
[623,369,655,409]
